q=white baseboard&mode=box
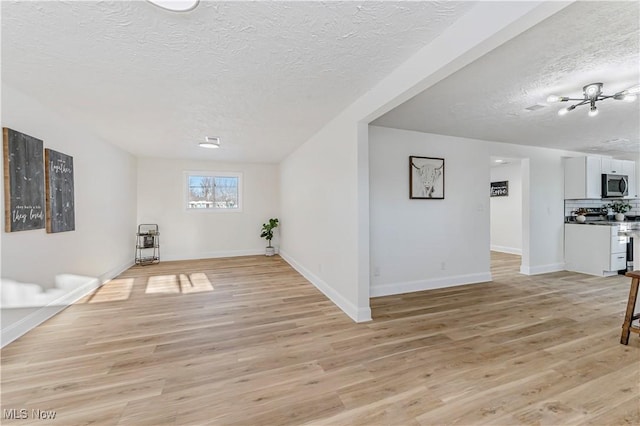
[162,249,264,262]
[490,245,522,255]
[1,259,135,348]
[99,259,134,284]
[279,250,371,323]
[370,272,492,298]
[520,263,565,275]
[1,276,101,348]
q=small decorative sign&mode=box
[490,181,509,197]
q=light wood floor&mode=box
[1,252,639,425]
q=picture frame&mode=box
[409,156,445,199]
[3,128,45,232]
[490,181,509,197]
[45,148,75,233]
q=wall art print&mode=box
[3,128,45,232]
[45,148,75,233]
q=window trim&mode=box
[184,171,243,213]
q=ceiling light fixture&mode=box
[547,83,639,117]
[199,136,221,149]
[146,0,199,12]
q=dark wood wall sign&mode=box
[45,149,75,233]
[3,128,45,232]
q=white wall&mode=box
[1,84,137,286]
[279,119,369,321]
[137,158,279,260]
[490,162,522,254]
[279,2,570,321]
[369,126,491,296]
[479,142,569,274]
[369,126,586,294]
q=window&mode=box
[185,171,242,211]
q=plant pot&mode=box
[615,212,625,221]
[265,247,275,256]
[576,215,586,223]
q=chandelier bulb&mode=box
[623,94,637,102]
[588,106,598,117]
[626,85,640,95]
[558,107,569,116]
[584,83,603,99]
[547,95,560,103]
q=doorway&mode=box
[489,157,524,272]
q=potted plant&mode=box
[575,208,588,223]
[260,218,279,256]
[604,200,631,221]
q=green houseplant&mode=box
[604,200,631,221]
[260,218,279,256]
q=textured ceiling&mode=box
[1,0,475,162]
[373,1,640,160]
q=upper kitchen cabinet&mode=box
[565,156,638,199]
[564,156,601,199]
[601,158,624,174]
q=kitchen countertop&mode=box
[565,220,640,228]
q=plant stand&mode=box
[135,224,160,266]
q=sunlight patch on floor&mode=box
[180,273,214,293]
[146,274,213,294]
[79,278,134,303]
[146,275,180,294]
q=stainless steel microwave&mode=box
[602,173,629,198]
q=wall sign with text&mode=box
[45,149,75,233]
[490,181,509,197]
[3,128,45,232]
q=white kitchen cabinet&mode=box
[601,158,624,174]
[565,224,627,277]
[564,156,601,199]
[622,160,637,198]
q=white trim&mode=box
[520,263,565,275]
[98,260,134,284]
[1,277,101,348]
[490,245,522,255]
[183,170,243,212]
[279,250,372,323]
[162,249,265,262]
[370,272,492,298]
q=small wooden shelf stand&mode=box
[135,224,160,266]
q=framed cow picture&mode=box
[410,156,444,199]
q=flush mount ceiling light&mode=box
[493,159,511,165]
[547,83,640,117]
[199,136,221,149]
[147,0,199,12]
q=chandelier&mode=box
[547,82,639,117]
